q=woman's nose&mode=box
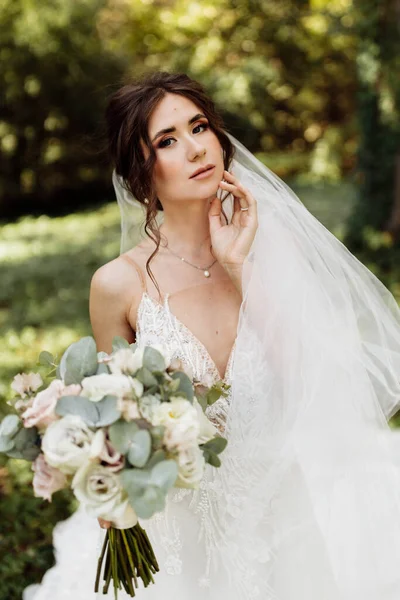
[187,138,206,160]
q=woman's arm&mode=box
[89,259,137,353]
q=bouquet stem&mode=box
[95,523,159,598]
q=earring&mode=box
[144,197,149,205]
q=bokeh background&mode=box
[1,0,399,597]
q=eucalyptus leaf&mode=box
[129,342,137,350]
[109,420,139,454]
[38,351,54,367]
[60,337,98,385]
[127,429,152,468]
[171,372,194,401]
[196,394,207,412]
[145,449,166,469]
[12,426,39,453]
[150,460,178,492]
[207,451,222,468]
[0,414,20,438]
[120,467,152,496]
[143,347,165,373]
[0,437,15,453]
[135,367,158,387]
[112,336,130,351]
[56,395,99,426]
[201,436,227,455]
[95,395,121,427]
[95,362,110,375]
[130,486,166,519]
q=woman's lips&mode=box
[190,166,215,180]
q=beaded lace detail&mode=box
[135,291,236,435]
[134,291,236,586]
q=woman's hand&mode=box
[208,169,258,274]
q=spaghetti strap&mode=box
[120,254,147,293]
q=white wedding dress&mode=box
[23,281,239,600]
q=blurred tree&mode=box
[0,0,124,218]
[98,0,358,178]
[346,0,400,249]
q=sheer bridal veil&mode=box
[113,132,400,599]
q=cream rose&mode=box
[192,397,218,444]
[22,380,81,430]
[175,445,205,489]
[32,453,68,501]
[152,397,199,451]
[108,348,144,376]
[72,461,137,529]
[80,374,141,402]
[42,415,95,474]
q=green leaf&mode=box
[206,383,230,406]
[55,395,99,426]
[112,336,130,351]
[150,460,178,492]
[120,467,151,496]
[38,351,54,366]
[142,347,165,372]
[207,451,221,468]
[0,436,15,453]
[109,420,139,454]
[95,395,121,427]
[131,486,166,519]
[150,425,165,449]
[135,367,158,387]
[196,393,207,412]
[171,372,194,402]
[7,427,40,461]
[60,337,98,385]
[127,429,152,468]
[0,414,20,438]
[145,449,166,469]
[201,436,228,455]
[95,362,109,375]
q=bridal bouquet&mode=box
[0,336,229,598]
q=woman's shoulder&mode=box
[90,243,149,301]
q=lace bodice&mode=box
[135,291,236,435]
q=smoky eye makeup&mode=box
[157,121,210,149]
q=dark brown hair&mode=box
[105,71,235,293]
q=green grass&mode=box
[0,180,398,598]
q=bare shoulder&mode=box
[89,245,149,353]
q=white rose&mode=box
[192,397,218,444]
[116,397,141,421]
[72,461,137,529]
[138,394,161,423]
[175,445,205,489]
[152,397,199,451]
[42,415,95,474]
[81,374,141,402]
[108,348,144,376]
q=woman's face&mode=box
[142,93,224,207]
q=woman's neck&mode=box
[159,198,214,261]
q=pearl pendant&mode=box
[204,270,210,278]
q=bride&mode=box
[24,71,400,600]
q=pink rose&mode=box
[90,430,124,472]
[32,453,68,501]
[100,437,125,472]
[22,380,81,429]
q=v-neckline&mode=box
[138,291,236,382]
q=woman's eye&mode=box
[158,122,209,148]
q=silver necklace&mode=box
[165,244,218,278]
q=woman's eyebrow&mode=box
[151,113,206,143]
